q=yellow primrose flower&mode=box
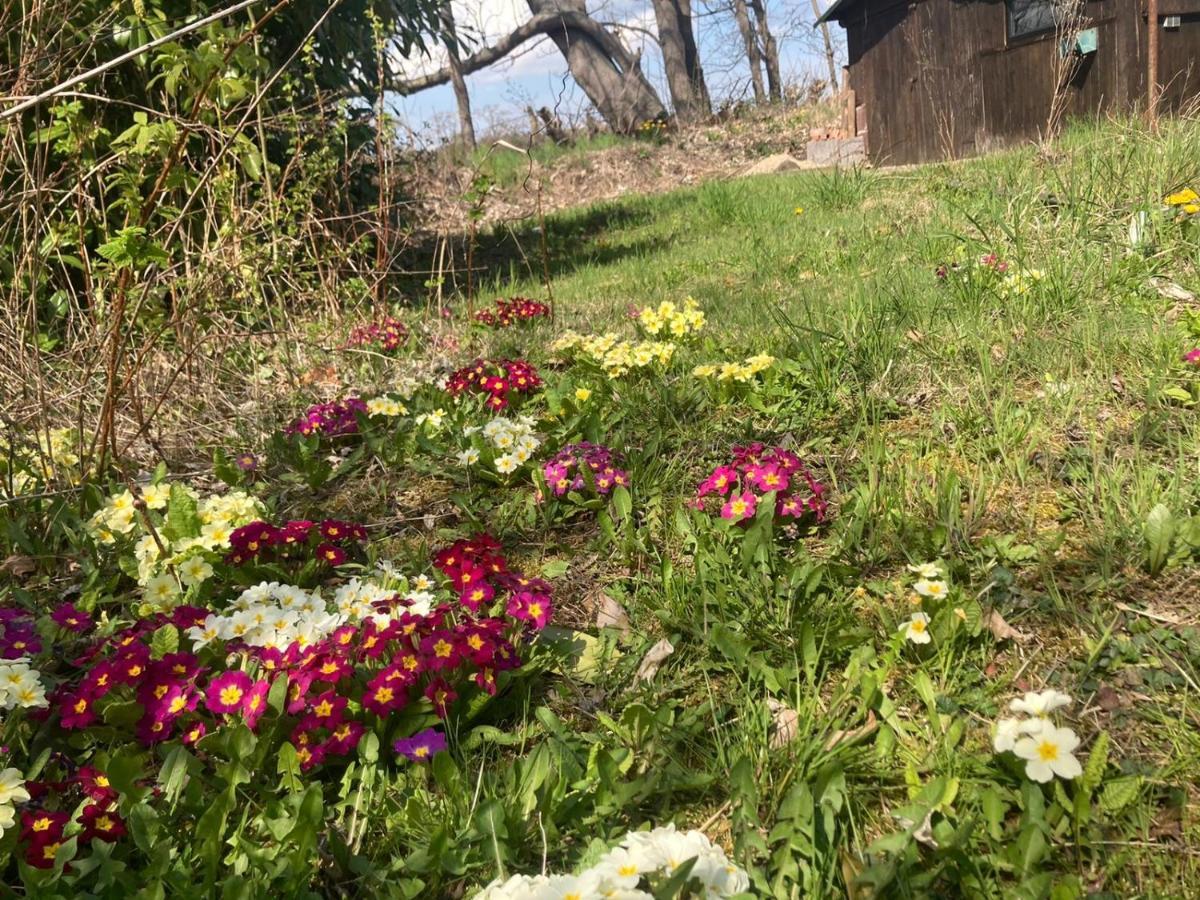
[574,387,592,403]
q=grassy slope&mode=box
[426,116,1200,896]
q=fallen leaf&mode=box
[766,698,799,749]
[896,809,939,849]
[823,710,878,751]
[987,609,1030,643]
[905,329,925,344]
[596,595,631,637]
[1110,374,1126,396]
[1096,684,1124,712]
[634,638,674,683]
[1,555,35,578]
[1150,277,1195,303]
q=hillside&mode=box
[5,114,1200,897]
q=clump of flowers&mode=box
[226,518,367,568]
[472,296,550,328]
[0,768,30,842]
[458,415,542,477]
[1186,348,1200,367]
[477,823,749,899]
[992,689,1082,783]
[935,249,1044,298]
[1,606,43,659]
[550,331,676,378]
[285,397,368,437]
[365,394,409,418]
[87,483,266,598]
[433,533,554,628]
[696,444,827,524]
[445,359,542,412]
[1166,187,1200,217]
[899,562,949,645]
[693,353,775,383]
[345,317,409,353]
[0,424,89,496]
[637,297,705,339]
[0,658,49,709]
[542,443,629,498]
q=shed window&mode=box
[1006,0,1058,39]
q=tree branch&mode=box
[392,9,634,95]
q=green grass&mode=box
[8,113,1200,897]
[428,114,1200,896]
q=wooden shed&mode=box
[817,0,1200,164]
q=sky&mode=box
[388,0,844,145]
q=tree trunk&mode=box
[651,0,711,123]
[810,0,840,91]
[731,0,766,103]
[747,0,781,101]
[440,2,475,150]
[526,0,666,133]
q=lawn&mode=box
[4,114,1200,898]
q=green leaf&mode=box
[541,558,570,579]
[165,483,200,542]
[1082,731,1109,792]
[1099,776,1142,813]
[150,624,178,659]
[1145,503,1175,575]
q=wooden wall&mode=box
[838,0,1200,165]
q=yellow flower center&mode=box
[220,686,244,706]
[1037,741,1060,761]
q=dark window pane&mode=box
[1007,0,1058,39]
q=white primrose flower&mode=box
[1009,689,1072,718]
[1013,724,1083,782]
[913,578,948,599]
[495,454,519,475]
[902,611,932,644]
[992,716,1047,753]
[457,448,480,466]
[907,562,943,578]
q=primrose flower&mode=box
[0,768,30,807]
[206,671,253,715]
[50,602,93,633]
[902,611,932,644]
[142,482,170,510]
[1013,724,1082,782]
[720,491,757,522]
[395,728,447,763]
[992,716,1045,753]
[456,448,480,466]
[913,578,947,599]
[143,573,179,608]
[574,387,592,403]
[1009,689,1072,718]
[907,562,942,578]
[179,556,214,587]
[1185,348,1200,366]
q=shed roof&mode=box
[814,0,862,25]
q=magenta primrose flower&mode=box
[205,671,253,715]
[50,602,94,634]
[1185,348,1200,366]
[721,491,758,522]
[394,728,447,763]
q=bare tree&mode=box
[810,0,839,89]
[730,0,766,103]
[439,1,475,150]
[527,0,666,131]
[651,0,711,123]
[393,3,667,134]
[747,0,781,101]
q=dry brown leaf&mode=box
[766,698,800,749]
[1,555,35,578]
[595,595,631,637]
[905,329,925,344]
[1110,374,1126,396]
[1150,277,1196,303]
[987,609,1031,643]
[634,638,674,684]
[823,710,878,752]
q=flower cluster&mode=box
[472,296,550,328]
[0,658,49,709]
[693,353,775,383]
[10,767,128,868]
[1166,187,1200,217]
[1185,348,1200,367]
[478,824,749,899]
[0,425,87,495]
[1,605,44,659]
[458,416,542,476]
[637,297,705,339]
[366,394,408,417]
[185,582,336,652]
[345,317,409,353]
[900,562,949,645]
[445,359,542,412]
[226,518,367,567]
[542,443,629,498]
[550,331,676,378]
[88,485,265,604]
[935,250,1043,298]
[433,533,554,628]
[696,444,827,524]
[285,397,368,437]
[992,689,1082,783]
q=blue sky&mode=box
[389,0,844,143]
